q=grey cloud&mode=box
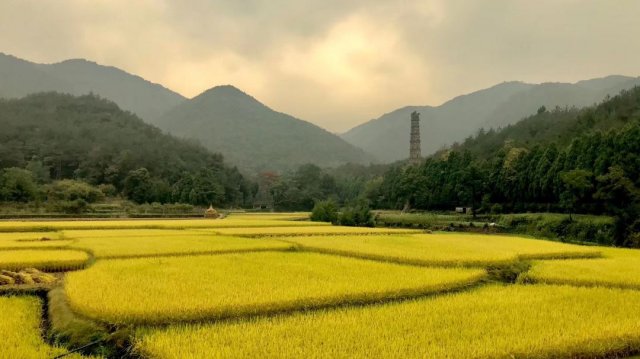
[0,0,639,131]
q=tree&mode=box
[594,166,640,246]
[559,169,593,221]
[0,168,38,202]
[123,168,153,204]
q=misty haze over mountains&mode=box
[342,76,640,162]
[1,53,638,170]
[0,53,184,120]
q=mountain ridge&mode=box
[0,53,186,120]
[341,75,640,163]
[154,85,375,173]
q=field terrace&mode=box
[0,212,639,358]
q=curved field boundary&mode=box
[133,284,640,359]
[63,252,487,326]
[0,249,92,272]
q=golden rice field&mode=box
[202,225,419,237]
[134,285,640,359]
[67,232,292,259]
[225,212,311,221]
[2,215,640,358]
[286,233,601,267]
[523,247,640,289]
[0,231,73,249]
[0,296,88,359]
[64,252,485,324]
[0,217,327,232]
[0,249,90,271]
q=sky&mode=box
[1,0,639,132]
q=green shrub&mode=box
[46,180,104,203]
[311,200,338,224]
[337,204,374,227]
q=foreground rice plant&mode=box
[68,233,292,259]
[204,226,419,237]
[523,247,640,289]
[0,249,89,271]
[65,252,485,324]
[0,232,72,249]
[135,285,640,359]
[286,233,600,267]
[0,218,328,232]
[0,296,88,359]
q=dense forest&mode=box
[0,93,253,209]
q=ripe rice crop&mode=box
[204,226,419,237]
[1,296,88,359]
[226,212,311,221]
[286,233,600,267]
[68,233,292,259]
[0,218,328,232]
[522,247,640,289]
[64,252,485,324]
[0,232,72,249]
[0,249,90,271]
[134,285,640,359]
[62,229,207,239]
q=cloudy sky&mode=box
[1,0,639,132]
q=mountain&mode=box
[0,53,185,120]
[154,85,374,172]
[341,76,640,163]
[0,92,251,206]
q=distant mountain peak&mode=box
[198,84,250,98]
[0,53,186,121]
[192,85,267,111]
[58,58,95,65]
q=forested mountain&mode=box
[0,53,185,120]
[368,87,640,246]
[342,76,640,163]
[154,85,374,173]
[0,93,251,206]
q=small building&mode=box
[204,205,220,218]
[455,206,472,214]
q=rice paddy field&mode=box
[0,249,90,271]
[522,247,640,289]
[65,252,485,324]
[0,231,73,249]
[134,285,640,359]
[0,216,329,232]
[201,225,419,237]
[286,233,601,267]
[1,296,88,359]
[1,213,640,358]
[67,232,292,259]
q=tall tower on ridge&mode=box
[409,111,421,165]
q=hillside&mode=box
[154,85,374,172]
[0,53,185,120]
[342,76,640,163]
[448,86,640,159]
[0,92,251,206]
